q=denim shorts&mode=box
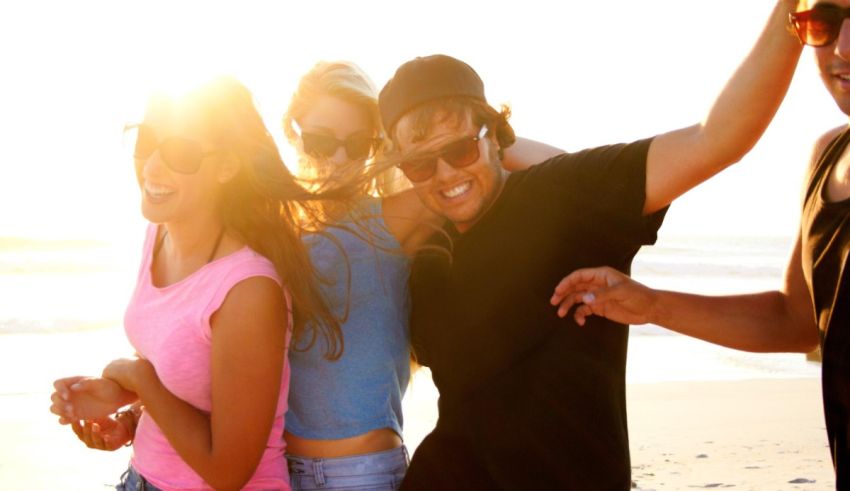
[115,465,163,491]
[286,445,409,491]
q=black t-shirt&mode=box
[402,138,665,490]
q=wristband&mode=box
[115,405,142,447]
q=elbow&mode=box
[791,327,820,354]
[203,461,258,491]
[206,473,252,491]
[707,149,745,176]
[694,127,749,175]
[777,317,820,353]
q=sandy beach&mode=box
[0,328,835,490]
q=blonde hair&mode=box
[283,61,406,196]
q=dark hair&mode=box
[152,76,350,358]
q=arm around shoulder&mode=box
[501,137,565,171]
[382,189,444,255]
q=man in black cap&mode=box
[379,2,802,489]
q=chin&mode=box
[140,203,172,225]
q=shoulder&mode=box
[210,275,288,346]
[208,248,283,296]
[219,275,284,310]
[511,137,653,190]
[809,125,848,169]
[212,274,287,330]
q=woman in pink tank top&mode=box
[48,77,346,490]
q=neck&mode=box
[161,212,224,263]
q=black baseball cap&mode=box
[379,54,487,134]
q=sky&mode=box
[1,0,846,242]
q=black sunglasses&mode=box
[293,122,381,161]
[399,126,488,183]
[790,3,850,47]
[125,124,220,174]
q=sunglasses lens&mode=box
[400,158,436,183]
[796,6,843,46]
[345,137,377,160]
[441,138,480,168]
[159,138,203,174]
[302,133,340,159]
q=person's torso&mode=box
[407,140,660,488]
[286,198,411,440]
[801,127,850,474]
[125,224,291,490]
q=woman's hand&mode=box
[102,357,156,394]
[70,415,132,451]
[550,266,658,326]
[51,376,137,423]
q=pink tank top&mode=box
[125,225,291,490]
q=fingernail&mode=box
[583,293,595,303]
[60,391,69,401]
[70,383,81,391]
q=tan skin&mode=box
[549,0,850,355]
[813,0,850,203]
[288,95,563,458]
[51,107,289,490]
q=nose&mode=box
[329,144,349,166]
[431,157,461,182]
[835,18,850,60]
[140,150,168,180]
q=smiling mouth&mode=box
[440,181,472,200]
[144,182,176,201]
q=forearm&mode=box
[697,1,801,164]
[649,289,818,353]
[131,372,268,490]
[501,137,565,171]
[645,1,802,214]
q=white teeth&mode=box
[442,182,471,199]
[838,74,850,81]
[144,183,175,197]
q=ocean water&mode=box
[627,234,822,383]
[0,238,138,334]
[0,234,822,384]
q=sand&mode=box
[628,378,833,490]
[0,329,835,490]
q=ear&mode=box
[216,155,241,184]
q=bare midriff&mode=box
[285,428,402,458]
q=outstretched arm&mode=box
[550,234,818,353]
[643,0,802,215]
